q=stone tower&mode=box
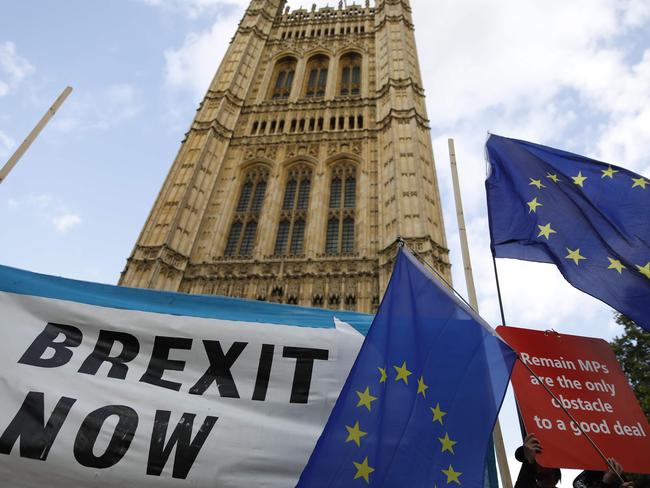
[120,0,450,313]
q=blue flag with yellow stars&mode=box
[486,134,650,332]
[296,247,516,487]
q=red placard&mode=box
[497,326,650,473]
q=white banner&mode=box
[0,265,371,487]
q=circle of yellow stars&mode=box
[345,361,462,485]
[524,165,649,280]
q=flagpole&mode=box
[448,138,513,488]
[492,256,507,325]
[0,86,73,185]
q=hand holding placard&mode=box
[522,433,543,463]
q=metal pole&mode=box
[492,256,507,326]
[0,86,73,185]
[448,138,513,488]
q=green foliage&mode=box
[610,314,649,419]
[610,315,650,486]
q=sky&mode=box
[1,0,649,484]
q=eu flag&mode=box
[297,247,516,487]
[486,134,650,332]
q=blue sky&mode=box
[0,0,201,282]
[1,0,649,483]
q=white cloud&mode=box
[52,213,82,233]
[415,0,650,173]
[156,4,246,131]
[413,0,650,329]
[8,194,82,234]
[0,41,34,96]
[0,129,15,159]
[163,15,241,99]
[413,0,650,158]
[621,0,650,27]
[52,83,142,132]
[416,0,646,125]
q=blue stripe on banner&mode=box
[0,264,373,334]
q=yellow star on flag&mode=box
[537,223,557,240]
[378,366,387,384]
[546,173,560,183]
[353,456,375,484]
[439,433,457,454]
[356,387,377,411]
[632,177,648,189]
[431,403,447,424]
[393,361,412,384]
[566,248,586,266]
[529,178,546,189]
[442,464,462,485]
[417,376,428,397]
[345,421,368,447]
[607,257,626,274]
[527,197,542,213]
[601,166,619,179]
[572,171,587,187]
[636,262,650,279]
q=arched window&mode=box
[275,164,313,256]
[304,55,329,98]
[225,167,269,257]
[270,56,297,100]
[339,52,361,96]
[325,164,357,255]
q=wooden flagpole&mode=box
[0,86,73,185]
[448,138,513,488]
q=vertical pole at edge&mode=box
[0,86,73,185]
[448,138,513,488]
[492,256,507,326]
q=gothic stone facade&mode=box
[120,0,450,314]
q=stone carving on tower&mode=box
[120,0,450,313]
